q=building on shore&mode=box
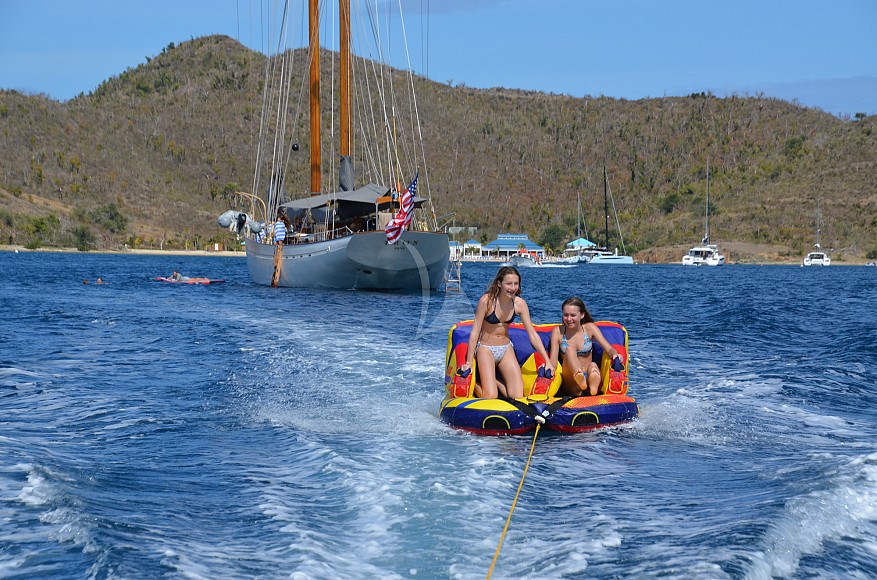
[479,234,545,261]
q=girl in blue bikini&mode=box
[460,266,554,399]
[549,296,621,396]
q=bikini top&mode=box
[559,328,593,357]
[484,299,515,325]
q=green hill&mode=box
[1,35,875,262]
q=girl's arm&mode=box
[462,295,487,369]
[518,298,554,371]
[587,323,620,361]
[548,326,561,367]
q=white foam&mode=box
[161,547,229,579]
[17,468,51,507]
[0,462,98,568]
[632,370,865,452]
[744,452,877,579]
[631,389,726,445]
[0,555,29,576]
[0,366,41,379]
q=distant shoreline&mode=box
[0,245,245,257]
[2,245,871,266]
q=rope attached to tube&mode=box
[485,423,542,579]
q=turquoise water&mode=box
[2,252,876,578]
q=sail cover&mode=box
[281,183,428,213]
[339,156,355,191]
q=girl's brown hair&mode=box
[561,296,595,325]
[486,266,521,302]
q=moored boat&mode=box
[507,251,542,268]
[682,243,726,266]
[587,248,635,265]
[440,320,638,435]
[587,167,634,265]
[217,0,449,290]
[682,160,725,266]
[803,246,830,266]
[802,199,830,266]
[560,192,593,263]
[552,254,582,265]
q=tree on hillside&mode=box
[539,224,568,253]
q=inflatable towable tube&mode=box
[439,320,638,435]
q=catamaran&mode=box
[682,160,725,266]
[802,200,830,266]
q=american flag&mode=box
[385,174,418,244]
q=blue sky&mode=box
[1,0,875,118]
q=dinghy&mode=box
[153,277,224,285]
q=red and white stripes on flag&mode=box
[385,174,418,244]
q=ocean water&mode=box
[2,251,876,579]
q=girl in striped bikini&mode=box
[549,296,621,396]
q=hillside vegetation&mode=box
[1,35,875,262]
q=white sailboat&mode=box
[586,167,634,265]
[803,200,830,266]
[559,191,593,263]
[682,160,725,266]
[219,0,449,290]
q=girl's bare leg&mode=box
[563,351,587,396]
[586,362,602,396]
[497,349,524,398]
[474,347,499,398]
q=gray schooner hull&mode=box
[246,231,450,290]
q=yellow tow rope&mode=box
[485,422,542,579]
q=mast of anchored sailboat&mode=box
[602,166,610,250]
[704,159,710,244]
[309,0,352,197]
[308,0,321,196]
[339,0,351,159]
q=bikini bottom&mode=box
[477,342,513,363]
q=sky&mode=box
[1,0,876,118]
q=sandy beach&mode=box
[0,245,245,258]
